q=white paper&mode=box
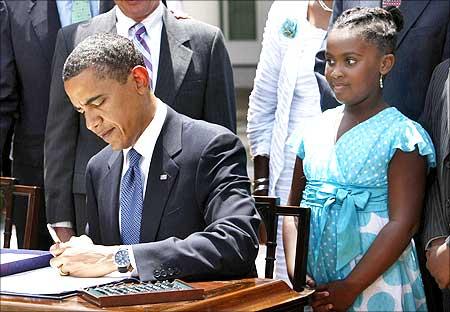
[0,266,127,295]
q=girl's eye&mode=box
[326,58,335,66]
[346,58,356,65]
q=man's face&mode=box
[325,29,384,106]
[64,68,146,150]
[114,0,160,22]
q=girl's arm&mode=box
[283,156,307,280]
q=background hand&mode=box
[54,227,76,242]
[426,240,450,289]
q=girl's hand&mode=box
[311,279,360,312]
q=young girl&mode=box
[283,7,435,312]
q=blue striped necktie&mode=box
[120,148,144,245]
[130,23,153,89]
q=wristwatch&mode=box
[114,248,131,273]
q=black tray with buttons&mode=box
[80,278,205,307]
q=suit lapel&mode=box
[74,7,117,44]
[140,107,182,242]
[28,0,61,64]
[99,151,122,244]
[155,7,193,106]
[396,0,430,48]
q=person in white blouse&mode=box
[247,0,332,283]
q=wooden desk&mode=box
[0,278,313,311]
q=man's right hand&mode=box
[54,227,76,243]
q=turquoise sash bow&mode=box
[302,181,388,273]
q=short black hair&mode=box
[63,33,145,84]
[331,6,404,54]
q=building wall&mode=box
[179,0,273,88]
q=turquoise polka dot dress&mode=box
[292,106,435,311]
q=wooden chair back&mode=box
[0,177,41,249]
[253,195,311,292]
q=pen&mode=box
[47,223,62,243]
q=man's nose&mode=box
[84,108,101,132]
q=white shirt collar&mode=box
[115,2,163,36]
[123,99,167,164]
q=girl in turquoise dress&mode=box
[283,7,435,312]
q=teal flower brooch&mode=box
[280,18,298,39]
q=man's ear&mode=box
[380,53,395,76]
[131,65,150,93]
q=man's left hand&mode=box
[426,239,450,289]
[49,235,117,278]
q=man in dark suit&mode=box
[315,0,450,122]
[420,59,450,312]
[0,0,113,249]
[44,0,236,242]
[49,33,258,281]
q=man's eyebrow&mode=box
[81,94,104,106]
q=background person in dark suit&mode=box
[44,0,236,242]
[49,33,259,281]
[315,0,450,122]
[0,0,113,249]
[420,59,450,312]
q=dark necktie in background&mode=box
[120,148,144,245]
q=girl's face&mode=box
[325,29,390,107]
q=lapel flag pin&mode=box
[160,174,168,180]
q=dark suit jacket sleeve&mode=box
[203,29,237,133]
[314,0,342,112]
[444,17,450,61]
[0,1,18,155]
[420,61,450,245]
[44,28,79,224]
[132,132,260,281]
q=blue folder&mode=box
[0,248,52,277]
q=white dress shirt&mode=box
[115,3,163,90]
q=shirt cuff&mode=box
[425,236,448,250]
[128,245,139,277]
[51,221,73,228]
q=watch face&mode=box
[114,249,130,266]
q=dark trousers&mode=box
[12,161,51,250]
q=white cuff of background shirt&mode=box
[51,221,73,228]
[425,235,448,250]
